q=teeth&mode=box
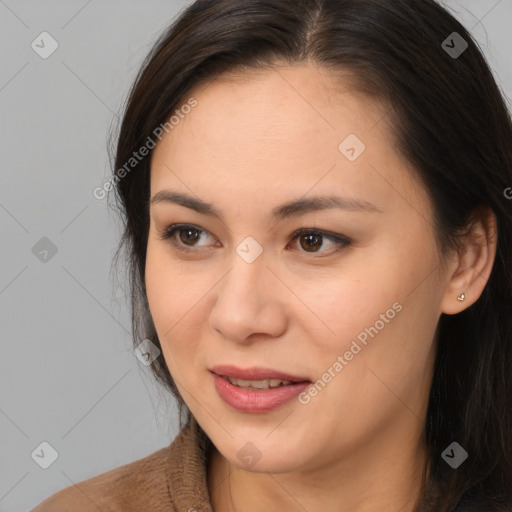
[225,376,292,389]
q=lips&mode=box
[210,364,311,383]
[211,371,312,413]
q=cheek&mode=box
[145,236,193,325]
[293,261,400,357]
[144,240,209,380]
[145,241,173,329]
[321,290,438,426]
[145,242,183,361]
[300,239,439,389]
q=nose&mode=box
[208,252,288,344]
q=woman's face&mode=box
[146,63,453,474]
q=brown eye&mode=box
[177,227,202,246]
[159,224,213,249]
[299,233,323,252]
[289,229,351,256]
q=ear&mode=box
[440,206,498,315]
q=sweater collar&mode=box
[167,415,213,512]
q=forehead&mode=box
[150,63,430,219]
[168,63,387,146]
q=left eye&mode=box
[288,229,351,255]
[159,224,351,255]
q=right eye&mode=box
[158,223,217,251]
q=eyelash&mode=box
[158,223,351,257]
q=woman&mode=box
[32,0,512,510]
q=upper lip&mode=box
[211,365,311,383]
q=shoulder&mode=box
[29,445,172,512]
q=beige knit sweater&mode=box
[30,416,213,512]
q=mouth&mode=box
[210,365,311,391]
[210,366,313,413]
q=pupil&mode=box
[300,233,322,252]
[180,228,200,245]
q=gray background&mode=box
[1,1,511,510]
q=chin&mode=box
[213,432,311,474]
[226,449,304,474]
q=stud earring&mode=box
[457,292,465,302]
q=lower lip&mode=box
[211,372,311,413]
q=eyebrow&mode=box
[150,190,383,221]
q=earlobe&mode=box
[441,276,470,315]
[440,206,497,316]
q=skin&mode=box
[145,62,497,512]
